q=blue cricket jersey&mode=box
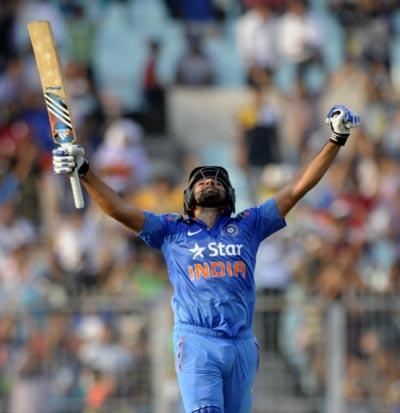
[139,198,286,337]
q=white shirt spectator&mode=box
[277,4,323,64]
[94,119,150,193]
[236,8,279,71]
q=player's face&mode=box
[193,178,227,208]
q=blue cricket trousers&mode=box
[173,323,259,413]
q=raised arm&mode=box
[52,146,145,232]
[274,104,360,217]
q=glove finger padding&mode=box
[54,166,75,174]
[344,112,360,129]
[53,156,76,174]
[52,148,68,157]
[53,155,75,164]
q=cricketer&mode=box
[53,104,359,413]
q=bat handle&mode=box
[70,168,85,209]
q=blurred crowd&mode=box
[1,0,400,412]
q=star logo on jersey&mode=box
[189,242,206,259]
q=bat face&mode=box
[27,21,76,146]
[45,92,75,145]
[28,20,84,209]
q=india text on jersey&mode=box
[188,261,247,280]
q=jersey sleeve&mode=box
[138,211,172,250]
[251,198,286,243]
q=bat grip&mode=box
[70,167,85,209]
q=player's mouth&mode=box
[204,186,219,193]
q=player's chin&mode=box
[197,191,226,207]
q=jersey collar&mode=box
[188,210,231,230]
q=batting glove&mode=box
[52,145,89,178]
[326,104,360,146]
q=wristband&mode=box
[78,159,90,178]
[329,133,348,146]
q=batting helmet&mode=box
[183,166,236,217]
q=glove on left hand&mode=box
[326,104,360,146]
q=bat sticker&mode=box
[44,91,73,129]
[54,121,74,145]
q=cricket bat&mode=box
[27,20,84,209]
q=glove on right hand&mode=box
[52,145,89,178]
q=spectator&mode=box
[0,137,38,210]
[127,248,168,301]
[49,210,131,295]
[0,55,28,104]
[65,3,96,69]
[129,170,182,214]
[254,233,293,353]
[93,118,150,195]
[319,56,368,123]
[235,84,281,203]
[141,39,167,134]
[175,32,216,87]
[329,0,394,69]
[14,0,67,53]
[277,0,325,86]
[64,61,99,132]
[235,0,279,86]
[78,322,135,411]
[315,245,365,300]
[78,323,133,376]
[279,79,316,163]
[0,199,36,256]
[0,241,49,312]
